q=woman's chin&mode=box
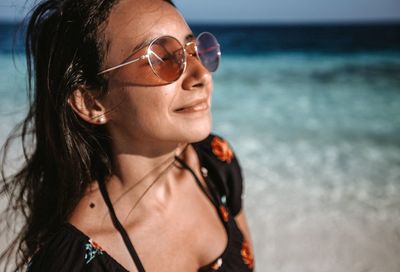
[178,120,212,144]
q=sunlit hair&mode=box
[0,0,175,270]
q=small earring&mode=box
[97,116,106,124]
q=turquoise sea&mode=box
[1,22,400,271]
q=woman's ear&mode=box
[68,87,107,125]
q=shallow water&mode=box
[212,52,400,271]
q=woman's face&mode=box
[100,0,213,148]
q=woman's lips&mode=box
[174,99,209,113]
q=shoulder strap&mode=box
[192,135,244,216]
[97,177,146,272]
[174,156,219,207]
[191,139,230,200]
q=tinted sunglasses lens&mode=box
[148,36,185,82]
[196,32,220,72]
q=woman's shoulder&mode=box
[27,224,127,272]
[192,133,244,217]
[192,133,239,162]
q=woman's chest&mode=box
[75,179,228,271]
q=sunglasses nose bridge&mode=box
[184,41,198,58]
[186,41,209,73]
[179,41,197,73]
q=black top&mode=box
[27,134,254,271]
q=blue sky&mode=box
[1,0,400,23]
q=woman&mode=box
[0,0,254,271]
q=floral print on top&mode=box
[211,136,233,163]
[84,239,104,264]
[219,205,229,222]
[241,239,254,269]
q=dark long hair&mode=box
[1,0,174,270]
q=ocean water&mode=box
[1,23,400,271]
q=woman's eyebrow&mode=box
[185,33,195,43]
[129,37,154,55]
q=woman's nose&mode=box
[181,55,212,91]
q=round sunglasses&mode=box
[98,32,221,83]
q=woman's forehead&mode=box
[103,0,191,61]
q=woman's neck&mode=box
[108,140,187,192]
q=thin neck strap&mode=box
[174,156,219,207]
[98,177,146,272]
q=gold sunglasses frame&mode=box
[97,32,221,83]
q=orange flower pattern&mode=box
[211,137,233,163]
[89,239,103,251]
[241,239,254,269]
[219,205,229,222]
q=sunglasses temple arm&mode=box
[97,55,146,75]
